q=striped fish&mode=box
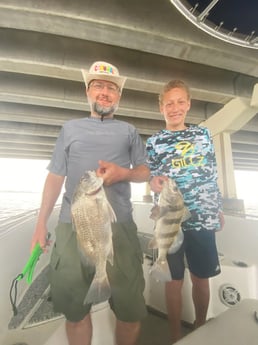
[149,178,190,281]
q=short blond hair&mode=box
[159,80,191,104]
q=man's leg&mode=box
[165,279,184,344]
[66,314,93,345]
[108,223,147,345]
[115,320,141,345]
[190,273,210,328]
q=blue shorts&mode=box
[167,230,221,279]
[49,222,147,322]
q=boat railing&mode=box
[0,203,257,239]
[224,209,258,220]
[0,205,61,238]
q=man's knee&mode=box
[66,313,92,331]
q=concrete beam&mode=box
[0,72,225,122]
[231,131,258,145]
[0,29,256,103]
[251,83,258,107]
[0,1,257,77]
[201,97,258,136]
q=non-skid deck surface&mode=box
[8,265,62,330]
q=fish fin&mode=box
[107,245,114,266]
[149,260,172,282]
[83,275,111,305]
[148,237,158,249]
[71,216,77,232]
[167,228,184,254]
[150,205,160,220]
[151,205,173,220]
[107,201,117,223]
[181,207,191,222]
[159,205,175,218]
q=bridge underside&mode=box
[0,0,257,171]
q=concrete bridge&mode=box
[0,0,257,198]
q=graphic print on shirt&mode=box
[171,141,204,170]
[146,125,222,231]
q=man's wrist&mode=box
[149,175,154,182]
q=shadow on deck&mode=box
[139,308,193,345]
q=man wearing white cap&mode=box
[31,61,150,345]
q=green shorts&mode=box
[49,222,147,322]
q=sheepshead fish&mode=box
[71,170,116,305]
[149,178,190,281]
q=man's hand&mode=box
[30,225,51,253]
[30,172,64,253]
[96,160,128,186]
[96,160,150,185]
[149,175,168,193]
[217,211,225,231]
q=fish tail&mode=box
[83,275,111,305]
[167,228,184,254]
[149,259,172,282]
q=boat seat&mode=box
[175,298,258,345]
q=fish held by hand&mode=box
[149,178,190,282]
[71,170,116,305]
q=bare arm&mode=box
[217,211,225,231]
[31,172,65,251]
[96,160,150,185]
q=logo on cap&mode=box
[93,63,116,75]
[81,61,126,91]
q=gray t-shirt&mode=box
[48,117,148,223]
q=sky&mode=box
[234,170,258,205]
[0,158,258,207]
[0,158,49,192]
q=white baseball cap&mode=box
[81,61,126,90]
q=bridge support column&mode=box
[213,132,237,199]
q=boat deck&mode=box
[44,308,192,345]
[139,309,192,345]
[3,208,258,345]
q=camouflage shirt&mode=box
[146,125,222,231]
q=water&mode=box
[245,203,258,218]
[1,190,257,225]
[0,191,41,220]
[0,159,257,229]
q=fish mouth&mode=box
[81,171,104,194]
[85,185,102,196]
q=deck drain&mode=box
[219,283,241,307]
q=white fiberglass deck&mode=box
[1,202,258,345]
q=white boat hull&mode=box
[143,256,257,323]
[1,202,258,344]
[135,201,258,323]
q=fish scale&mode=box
[71,171,116,305]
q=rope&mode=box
[8,234,50,316]
[9,273,23,316]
